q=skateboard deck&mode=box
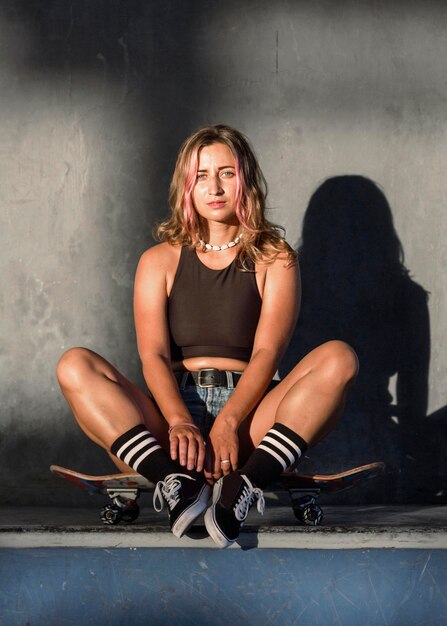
[50,461,385,526]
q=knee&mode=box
[56,347,95,391]
[317,340,359,388]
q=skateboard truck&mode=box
[101,488,141,525]
[288,488,324,526]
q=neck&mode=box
[200,223,240,246]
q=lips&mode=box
[207,201,226,208]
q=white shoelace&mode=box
[234,476,265,522]
[153,473,193,512]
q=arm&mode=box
[205,256,301,479]
[134,245,205,472]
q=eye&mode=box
[221,170,235,178]
[196,173,207,180]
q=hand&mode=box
[204,420,239,483]
[169,424,205,473]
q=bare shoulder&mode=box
[137,242,181,273]
[254,251,299,298]
[258,251,299,278]
[136,244,182,298]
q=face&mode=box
[192,142,238,225]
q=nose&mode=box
[208,174,223,196]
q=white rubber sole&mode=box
[204,506,234,549]
[171,483,212,538]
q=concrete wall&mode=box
[1,0,446,504]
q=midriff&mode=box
[172,356,249,372]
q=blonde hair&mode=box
[154,125,296,266]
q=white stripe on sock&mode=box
[123,436,159,467]
[133,444,161,472]
[258,444,288,470]
[262,435,296,466]
[268,429,302,457]
[116,431,148,459]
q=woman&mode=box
[57,125,358,548]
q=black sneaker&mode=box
[153,473,211,538]
[204,472,265,548]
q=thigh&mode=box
[238,343,334,462]
[75,347,169,447]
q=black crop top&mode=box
[168,246,262,361]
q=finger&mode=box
[186,437,198,471]
[204,471,215,485]
[214,453,228,479]
[230,446,239,473]
[169,434,179,461]
[196,438,206,473]
[213,469,223,481]
[220,458,232,476]
[203,445,214,480]
[178,436,189,466]
[221,463,232,476]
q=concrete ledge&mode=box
[3,528,447,550]
[2,504,447,549]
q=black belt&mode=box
[175,369,242,388]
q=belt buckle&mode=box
[198,369,220,388]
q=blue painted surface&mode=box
[1,549,447,625]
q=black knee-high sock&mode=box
[110,424,181,483]
[239,423,308,489]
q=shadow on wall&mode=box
[280,175,446,504]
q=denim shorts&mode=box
[176,372,279,440]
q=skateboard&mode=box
[50,461,385,527]
[281,462,385,525]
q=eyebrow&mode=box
[197,165,236,172]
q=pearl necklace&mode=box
[199,234,242,251]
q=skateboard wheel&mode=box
[120,503,140,523]
[294,503,323,526]
[100,504,123,525]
